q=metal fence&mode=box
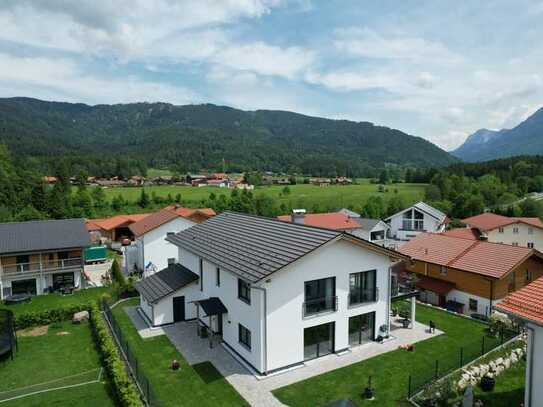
[102,300,161,407]
[406,326,520,399]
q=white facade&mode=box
[525,322,543,407]
[141,237,394,375]
[0,270,82,299]
[353,221,391,247]
[135,217,196,275]
[484,222,543,252]
[386,202,447,242]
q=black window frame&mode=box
[348,270,377,306]
[469,298,478,312]
[238,323,251,350]
[199,258,203,291]
[216,267,220,287]
[238,279,251,304]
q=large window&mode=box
[349,313,375,346]
[401,209,424,231]
[349,270,377,306]
[469,298,478,312]
[238,279,251,304]
[238,324,251,350]
[370,230,385,241]
[304,322,334,360]
[304,277,336,316]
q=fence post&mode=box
[408,375,412,398]
[434,359,439,379]
[481,336,485,356]
[459,347,464,367]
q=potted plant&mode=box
[480,375,495,392]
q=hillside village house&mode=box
[462,212,543,251]
[277,210,391,247]
[0,219,90,299]
[385,201,449,244]
[495,276,543,407]
[399,232,543,316]
[86,213,150,242]
[135,212,410,375]
[129,206,215,276]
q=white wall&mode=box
[447,289,494,316]
[137,217,196,274]
[486,223,543,251]
[525,323,543,407]
[3,270,81,296]
[388,209,444,241]
[264,239,391,372]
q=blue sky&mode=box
[0,0,542,150]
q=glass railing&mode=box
[302,296,338,317]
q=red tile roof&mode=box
[86,214,150,231]
[399,233,537,279]
[495,276,543,325]
[441,227,480,240]
[462,212,543,231]
[129,206,216,237]
[277,213,361,230]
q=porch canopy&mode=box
[194,297,228,317]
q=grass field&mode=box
[101,180,426,211]
[273,304,513,407]
[0,321,114,407]
[0,287,111,316]
[112,298,248,407]
[473,360,525,406]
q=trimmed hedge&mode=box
[89,303,143,407]
[14,303,94,330]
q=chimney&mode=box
[291,209,306,224]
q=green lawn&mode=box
[0,287,112,316]
[112,298,248,407]
[0,321,114,406]
[102,180,426,211]
[473,360,525,406]
[273,304,511,407]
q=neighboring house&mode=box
[385,201,449,243]
[130,206,215,276]
[86,213,150,242]
[355,218,392,247]
[495,276,543,407]
[399,232,543,316]
[186,174,208,186]
[462,212,543,251]
[0,219,90,299]
[135,212,407,376]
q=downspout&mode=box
[526,325,535,407]
[489,280,494,317]
[252,285,267,375]
[386,265,392,336]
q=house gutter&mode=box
[252,285,268,375]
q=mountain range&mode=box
[0,97,456,176]
[452,107,543,162]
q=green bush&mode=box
[14,303,93,330]
[89,303,143,407]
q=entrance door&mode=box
[173,296,185,322]
[304,322,335,361]
[53,272,74,290]
[11,279,37,295]
[349,312,375,347]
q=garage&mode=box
[135,263,199,327]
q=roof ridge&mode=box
[446,239,480,267]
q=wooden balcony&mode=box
[0,258,83,278]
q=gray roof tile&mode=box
[0,219,90,255]
[135,263,199,303]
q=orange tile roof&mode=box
[86,214,150,231]
[399,233,536,279]
[495,276,543,325]
[462,212,543,231]
[277,213,361,230]
[441,227,480,240]
[129,206,216,237]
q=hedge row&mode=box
[14,303,94,330]
[89,303,143,407]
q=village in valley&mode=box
[1,2,543,407]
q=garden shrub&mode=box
[89,303,143,407]
[14,303,94,330]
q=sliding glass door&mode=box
[304,322,335,360]
[348,312,375,347]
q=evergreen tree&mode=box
[137,189,150,208]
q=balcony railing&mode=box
[0,258,83,277]
[348,288,379,306]
[302,296,338,317]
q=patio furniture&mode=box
[401,318,410,328]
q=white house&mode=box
[385,201,449,243]
[0,219,90,299]
[495,276,543,407]
[462,212,543,251]
[129,206,215,276]
[135,212,409,375]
